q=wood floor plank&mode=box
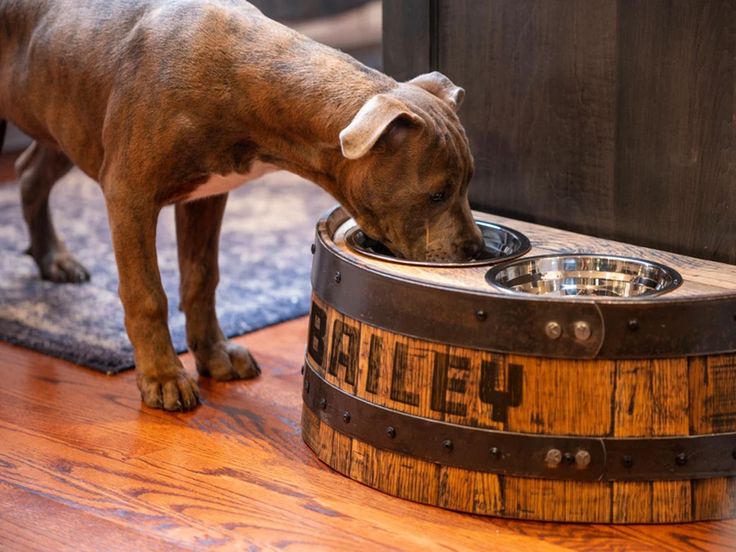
[0,481,186,552]
[1,317,736,550]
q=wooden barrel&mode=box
[301,206,736,523]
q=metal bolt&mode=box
[575,450,592,468]
[675,453,688,466]
[490,447,502,459]
[574,321,592,341]
[628,319,640,331]
[476,309,488,322]
[386,426,396,439]
[563,452,575,465]
[622,455,634,468]
[320,398,327,410]
[545,321,562,340]
[342,411,351,423]
[443,439,454,451]
[334,271,342,284]
[310,243,316,255]
[545,449,562,467]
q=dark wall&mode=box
[384,0,736,264]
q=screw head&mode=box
[574,321,592,341]
[675,452,688,466]
[342,411,351,423]
[575,450,591,468]
[386,426,396,438]
[319,398,327,410]
[310,243,316,255]
[628,319,640,331]
[622,455,634,468]
[334,271,342,284]
[476,309,488,321]
[545,448,562,467]
[443,439,454,451]
[545,321,562,340]
[490,447,502,459]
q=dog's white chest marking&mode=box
[183,161,279,202]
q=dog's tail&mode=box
[0,119,6,153]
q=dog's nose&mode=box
[463,237,484,259]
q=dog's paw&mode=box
[136,371,200,411]
[195,342,261,381]
[38,253,90,283]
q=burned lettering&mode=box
[431,352,470,416]
[390,342,419,406]
[480,360,523,423]
[307,302,327,367]
[328,319,360,385]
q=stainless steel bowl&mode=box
[487,254,683,298]
[345,221,532,267]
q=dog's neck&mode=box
[237,44,395,201]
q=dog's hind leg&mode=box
[16,141,90,283]
[175,194,261,381]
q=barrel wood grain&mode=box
[502,355,614,522]
[690,354,736,521]
[305,295,736,523]
[611,359,691,523]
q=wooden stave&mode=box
[302,294,736,523]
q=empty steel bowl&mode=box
[487,254,682,298]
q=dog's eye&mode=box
[429,191,446,203]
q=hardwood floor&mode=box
[0,318,735,551]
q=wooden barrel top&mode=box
[328,210,736,299]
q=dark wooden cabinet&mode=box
[384,0,735,264]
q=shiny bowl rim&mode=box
[344,220,532,268]
[485,253,684,298]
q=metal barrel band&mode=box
[313,207,736,359]
[303,360,736,482]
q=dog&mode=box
[0,0,484,411]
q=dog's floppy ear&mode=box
[339,94,422,160]
[408,71,465,111]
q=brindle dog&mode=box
[0,0,483,410]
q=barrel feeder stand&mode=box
[301,206,736,523]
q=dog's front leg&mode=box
[175,194,261,381]
[104,183,200,411]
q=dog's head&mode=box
[337,71,483,262]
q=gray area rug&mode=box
[0,170,335,373]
